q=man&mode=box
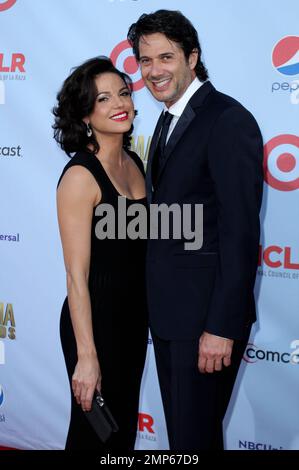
[128,10,263,450]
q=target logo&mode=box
[110,39,144,91]
[264,134,299,191]
[0,0,17,12]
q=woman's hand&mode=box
[72,353,102,412]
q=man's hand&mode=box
[198,331,234,373]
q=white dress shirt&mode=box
[165,77,203,143]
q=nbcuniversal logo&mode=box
[239,440,283,450]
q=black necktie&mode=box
[152,111,173,188]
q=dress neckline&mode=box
[91,152,146,202]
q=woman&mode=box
[53,57,148,451]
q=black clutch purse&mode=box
[84,392,119,443]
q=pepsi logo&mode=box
[272,36,299,76]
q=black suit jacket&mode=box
[146,81,264,341]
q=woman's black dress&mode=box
[58,150,148,451]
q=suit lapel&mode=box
[157,81,215,185]
[146,81,216,198]
[146,111,164,204]
[158,104,195,178]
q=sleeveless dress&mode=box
[57,149,148,451]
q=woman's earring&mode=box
[86,123,92,137]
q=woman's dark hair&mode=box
[127,10,208,82]
[53,56,134,156]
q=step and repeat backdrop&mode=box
[0,0,298,450]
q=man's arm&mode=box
[198,105,263,373]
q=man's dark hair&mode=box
[127,9,208,82]
[53,57,134,156]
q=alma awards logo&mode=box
[0,302,16,340]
